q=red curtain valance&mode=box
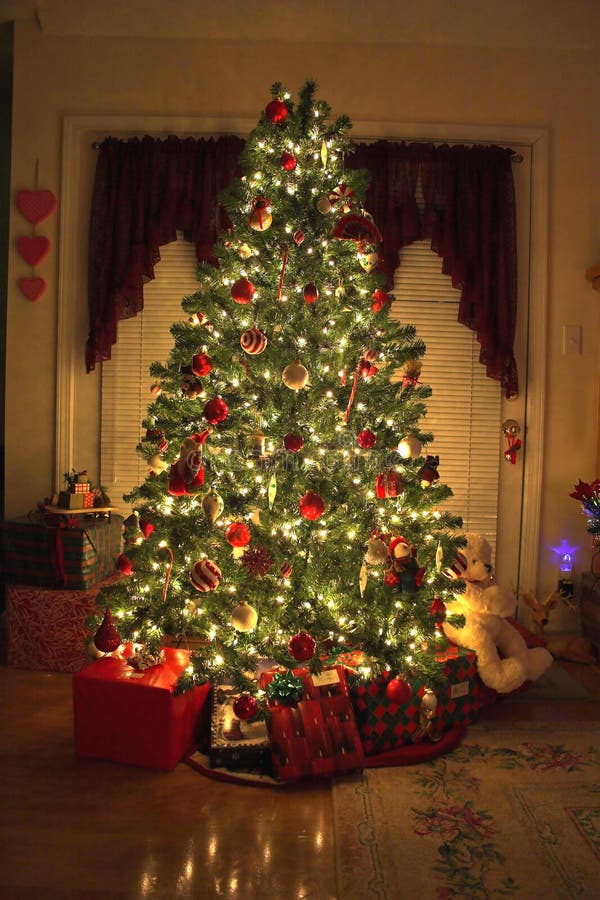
[86,135,517,398]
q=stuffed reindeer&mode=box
[520,590,596,664]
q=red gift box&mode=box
[73,648,210,771]
[260,665,365,780]
[6,574,123,673]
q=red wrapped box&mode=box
[260,665,365,780]
[73,648,210,771]
[6,574,123,673]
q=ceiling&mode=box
[0,0,599,48]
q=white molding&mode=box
[57,115,549,589]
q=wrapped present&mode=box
[58,490,84,509]
[259,665,365,780]
[73,648,210,771]
[82,492,94,509]
[351,647,478,756]
[6,574,123,673]
[72,482,91,494]
[0,514,123,590]
[210,685,272,772]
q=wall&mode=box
[6,17,600,595]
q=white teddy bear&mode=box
[442,533,553,693]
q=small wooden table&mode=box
[44,505,117,519]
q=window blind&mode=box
[100,235,200,512]
[391,239,502,546]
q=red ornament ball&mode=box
[190,558,222,592]
[299,491,325,520]
[376,470,403,499]
[386,677,413,705]
[203,397,229,424]
[284,433,304,453]
[372,289,392,313]
[357,429,377,450]
[288,631,317,662]
[139,519,154,539]
[191,353,213,377]
[280,150,297,170]
[225,522,251,548]
[94,608,121,653]
[230,277,255,305]
[265,98,288,124]
[303,282,318,305]
[233,693,258,721]
[280,560,293,579]
[240,327,267,355]
[117,554,134,576]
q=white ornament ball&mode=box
[282,362,309,391]
[364,538,389,566]
[231,601,258,632]
[201,492,224,523]
[190,558,222,592]
[316,196,332,214]
[397,435,423,459]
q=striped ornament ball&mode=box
[190,558,222,592]
[240,327,267,355]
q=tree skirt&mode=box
[332,721,600,900]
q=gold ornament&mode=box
[359,560,368,597]
[282,362,309,390]
[316,196,332,214]
[364,538,389,566]
[238,243,252,259]
[397,435,423,459]
[358,250,379,273]
[231,600,258,632]
[201,491,224,523]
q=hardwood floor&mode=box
[1,661,599,900]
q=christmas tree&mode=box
[95,81,464,701]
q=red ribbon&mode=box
[251,196,270,229]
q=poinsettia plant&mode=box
[570,479,600,546]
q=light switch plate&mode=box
[562,325,582,355]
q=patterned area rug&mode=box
[333,721,600,900]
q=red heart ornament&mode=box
[19,276,47,302]
[16,189,57,224]
[17,235,50,267]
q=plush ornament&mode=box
[401,359,422,388]
[282,362,309,390]
[117,554,134,576]
[240,327,267,355]
[265,98,288,123]
[288,631,316,662]
[419,455,440,487]
[231,600,258,632]
[357,429,376,450]
[299,491,325,520]
[280,560,293,579]
[372,289,392,313]
[429,597,447,629]
[202,491,224,523]
[375,470,403,499]
[144,428,168,452]
[230,277,255,304]
[303,282,318,305]
[386,677,412,705]
[293,229,305,246]
[280,150,297,170]
[358,249,379,273]
[139,519,154,539]
[241,545,273,578]
[233,693,258,720]
[364,537,389,566]
[316,196,332,214]
[204,397,229,425]
[168,436,205,496]
[397,435,422,459]
[94,608,121,653]
[442,534,553,693]
[180,367,205,398]
[190,558,222,592]
[249,196,272,231]
[388,537,425,594]
[328,183,355,213]
[225,521,251,548]
[191,353,213,377]
[389,536,411,560]
[284,433,304,453]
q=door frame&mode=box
[57,115,548,591]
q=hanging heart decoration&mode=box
[19,276,47,302]
[17,235,51,267]
[16,189,57,225]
